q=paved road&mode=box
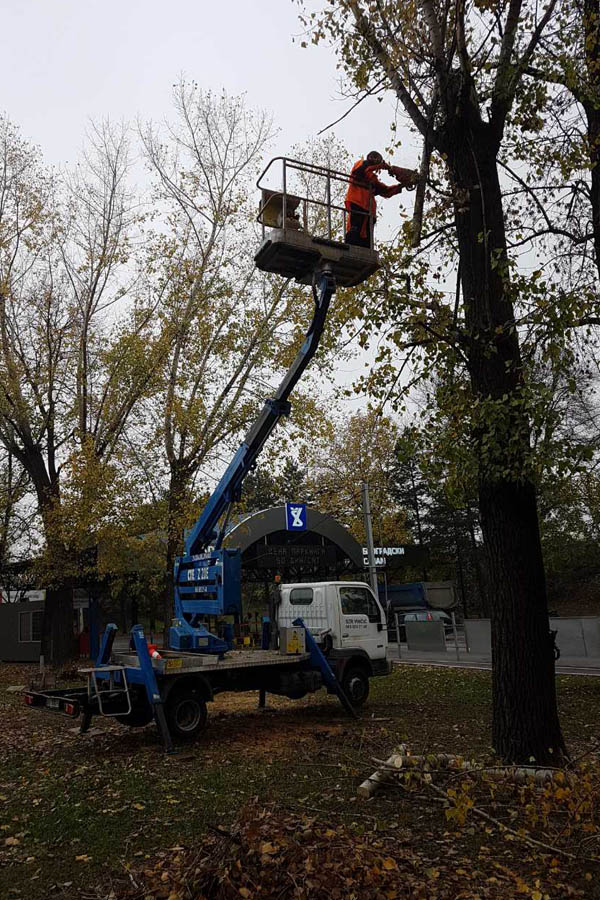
[386,643,600,677]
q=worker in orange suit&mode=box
[345,151,418,248]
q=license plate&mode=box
[47,698,60,709]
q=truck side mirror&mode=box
[377,622,383,632]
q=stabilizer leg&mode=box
[79,708,93,734]
[131,625,174,754]
[292,617,357,719]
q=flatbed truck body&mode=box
[25,582,391,751]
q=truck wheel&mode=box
[165,688,208,740]
[341,667,370,707]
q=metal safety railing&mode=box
[392,611,464,662]
[256,156,376,247]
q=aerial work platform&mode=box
[254,157,379,288]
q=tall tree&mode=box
[300,0,574,761]
[394,424,488,612]
[0,448,34,600]
[306,409,407,544]
[0,116,160,661]
[140,84,328,636]
[241,457,312,513]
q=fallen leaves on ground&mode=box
[3,662,600,900]
[111,803,588,900]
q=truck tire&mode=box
[165,687,208,740]
[341,666,370,707]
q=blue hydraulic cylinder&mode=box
[95,623,117,667]
[292,617,357,718]
[131,625,174,753]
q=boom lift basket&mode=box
[255,157,379,288]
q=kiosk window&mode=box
[19,610,42,642]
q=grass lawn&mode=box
[0,662,598,898]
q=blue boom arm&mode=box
[170,269,336,654]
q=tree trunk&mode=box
[587,104,600,281]
[41,585,76,665]
[119,584,128,634]
[447,115,565,763]
[467,510,488,616]
[28,459,76,666]
[583,0,600,280]
[410,464,428,580]
[162,463,189,644]
[452,513,467,614]
[481,480,562,761]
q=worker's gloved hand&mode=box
[387,184,404,198]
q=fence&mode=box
[391,616,600,662]
[393,612,462,660]
[464,617,600,658]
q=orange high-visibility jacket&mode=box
[345,158,402,218]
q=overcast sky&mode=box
[1,0,417,172]
[2,0,420,424]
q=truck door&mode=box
[338,584,386,660]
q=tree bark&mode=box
[409,463,428,581]
[162,462,189,644]
[447,113,565,763]
[586,99,600,281]
[582,0,600,280]
[41,585,76,665]
[452,514,467,614]
[481,479,563,761]
[19,446,76,665]
[467,509,488,616]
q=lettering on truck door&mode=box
[338,585,386,659]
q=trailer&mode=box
[25,159,391,751]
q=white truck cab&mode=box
[277,581,390,704]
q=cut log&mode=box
[357,744,407,799]
[359,749,573,800]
